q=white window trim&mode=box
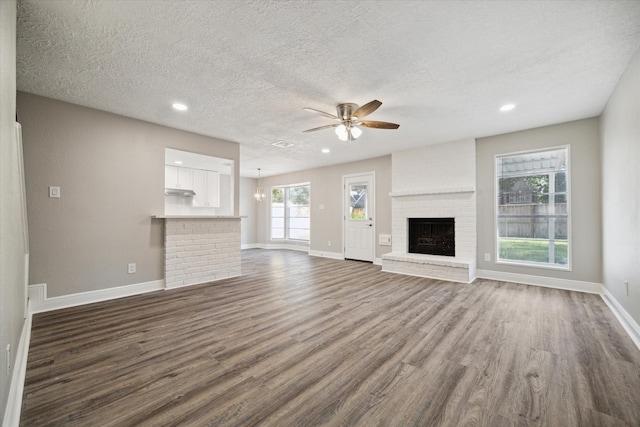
[493,145,572,271]
[270,182,311,242]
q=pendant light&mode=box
[254,168,265,202]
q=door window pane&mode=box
[349,184,367,220]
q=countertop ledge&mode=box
[152,215,246,219]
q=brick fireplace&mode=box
[381,139,477,283]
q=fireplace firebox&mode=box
[408,218,455,256]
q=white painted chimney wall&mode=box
[382,139,477,282]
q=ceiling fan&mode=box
[303,100,399,142]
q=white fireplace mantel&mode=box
[389,186,475,197]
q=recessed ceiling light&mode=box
[174,160,182,165]
[172,103,188,111]
[499,104,515,112]
[322,148,330,154]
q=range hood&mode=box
[165,188,196,197]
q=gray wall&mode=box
[0,0,24,420]
[18,92,240,298]
[254,156,392,260]
[476,117,602,283]
[600,47,640,325]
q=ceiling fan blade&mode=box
[303,107,339,120]
[359,121,400,129]
[352,100,382,119]
[303,123,341,132]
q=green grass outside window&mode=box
[498,238,568,265]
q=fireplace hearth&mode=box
[408,218,455,256]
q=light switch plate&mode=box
[49,186,60,198]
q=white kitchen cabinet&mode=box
[165,165,194,190]
[193,169,220,207]
[165,165,178,188]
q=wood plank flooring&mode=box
[21,249,640,426]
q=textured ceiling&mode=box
[16,0,640,178]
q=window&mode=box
[496,147,570,269]
[271,184,310,241]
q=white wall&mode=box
[0,0,26,420]
[600,47,640,325]
[392,139,476,194]
[239,176,257,246]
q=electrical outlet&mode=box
[484,253,491,262]
[328,241,331,247]
[6,344,10,375]
[128,263,136,274]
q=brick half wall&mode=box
[164,218,241,288]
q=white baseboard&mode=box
[3,305,32,427]
[309,250,344,260]
[601,287,640,352]
[28,279,165,314]
[264,243,309,252]
[241,243,260,250]
[244,243,310,252]
[243,246,377,264]
[164,274,241,290]
[381,267,474,284]
[475,269,602,294]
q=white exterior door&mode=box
[344,173,375,262]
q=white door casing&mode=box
[343,172,375,262]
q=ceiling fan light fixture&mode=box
[335,124,361,142]
[303,100,398,142]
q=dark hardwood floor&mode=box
[21,249,640,426]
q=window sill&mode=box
[496,259,572,272]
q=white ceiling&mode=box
[165,148,233,175]
[16,0,640,178]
